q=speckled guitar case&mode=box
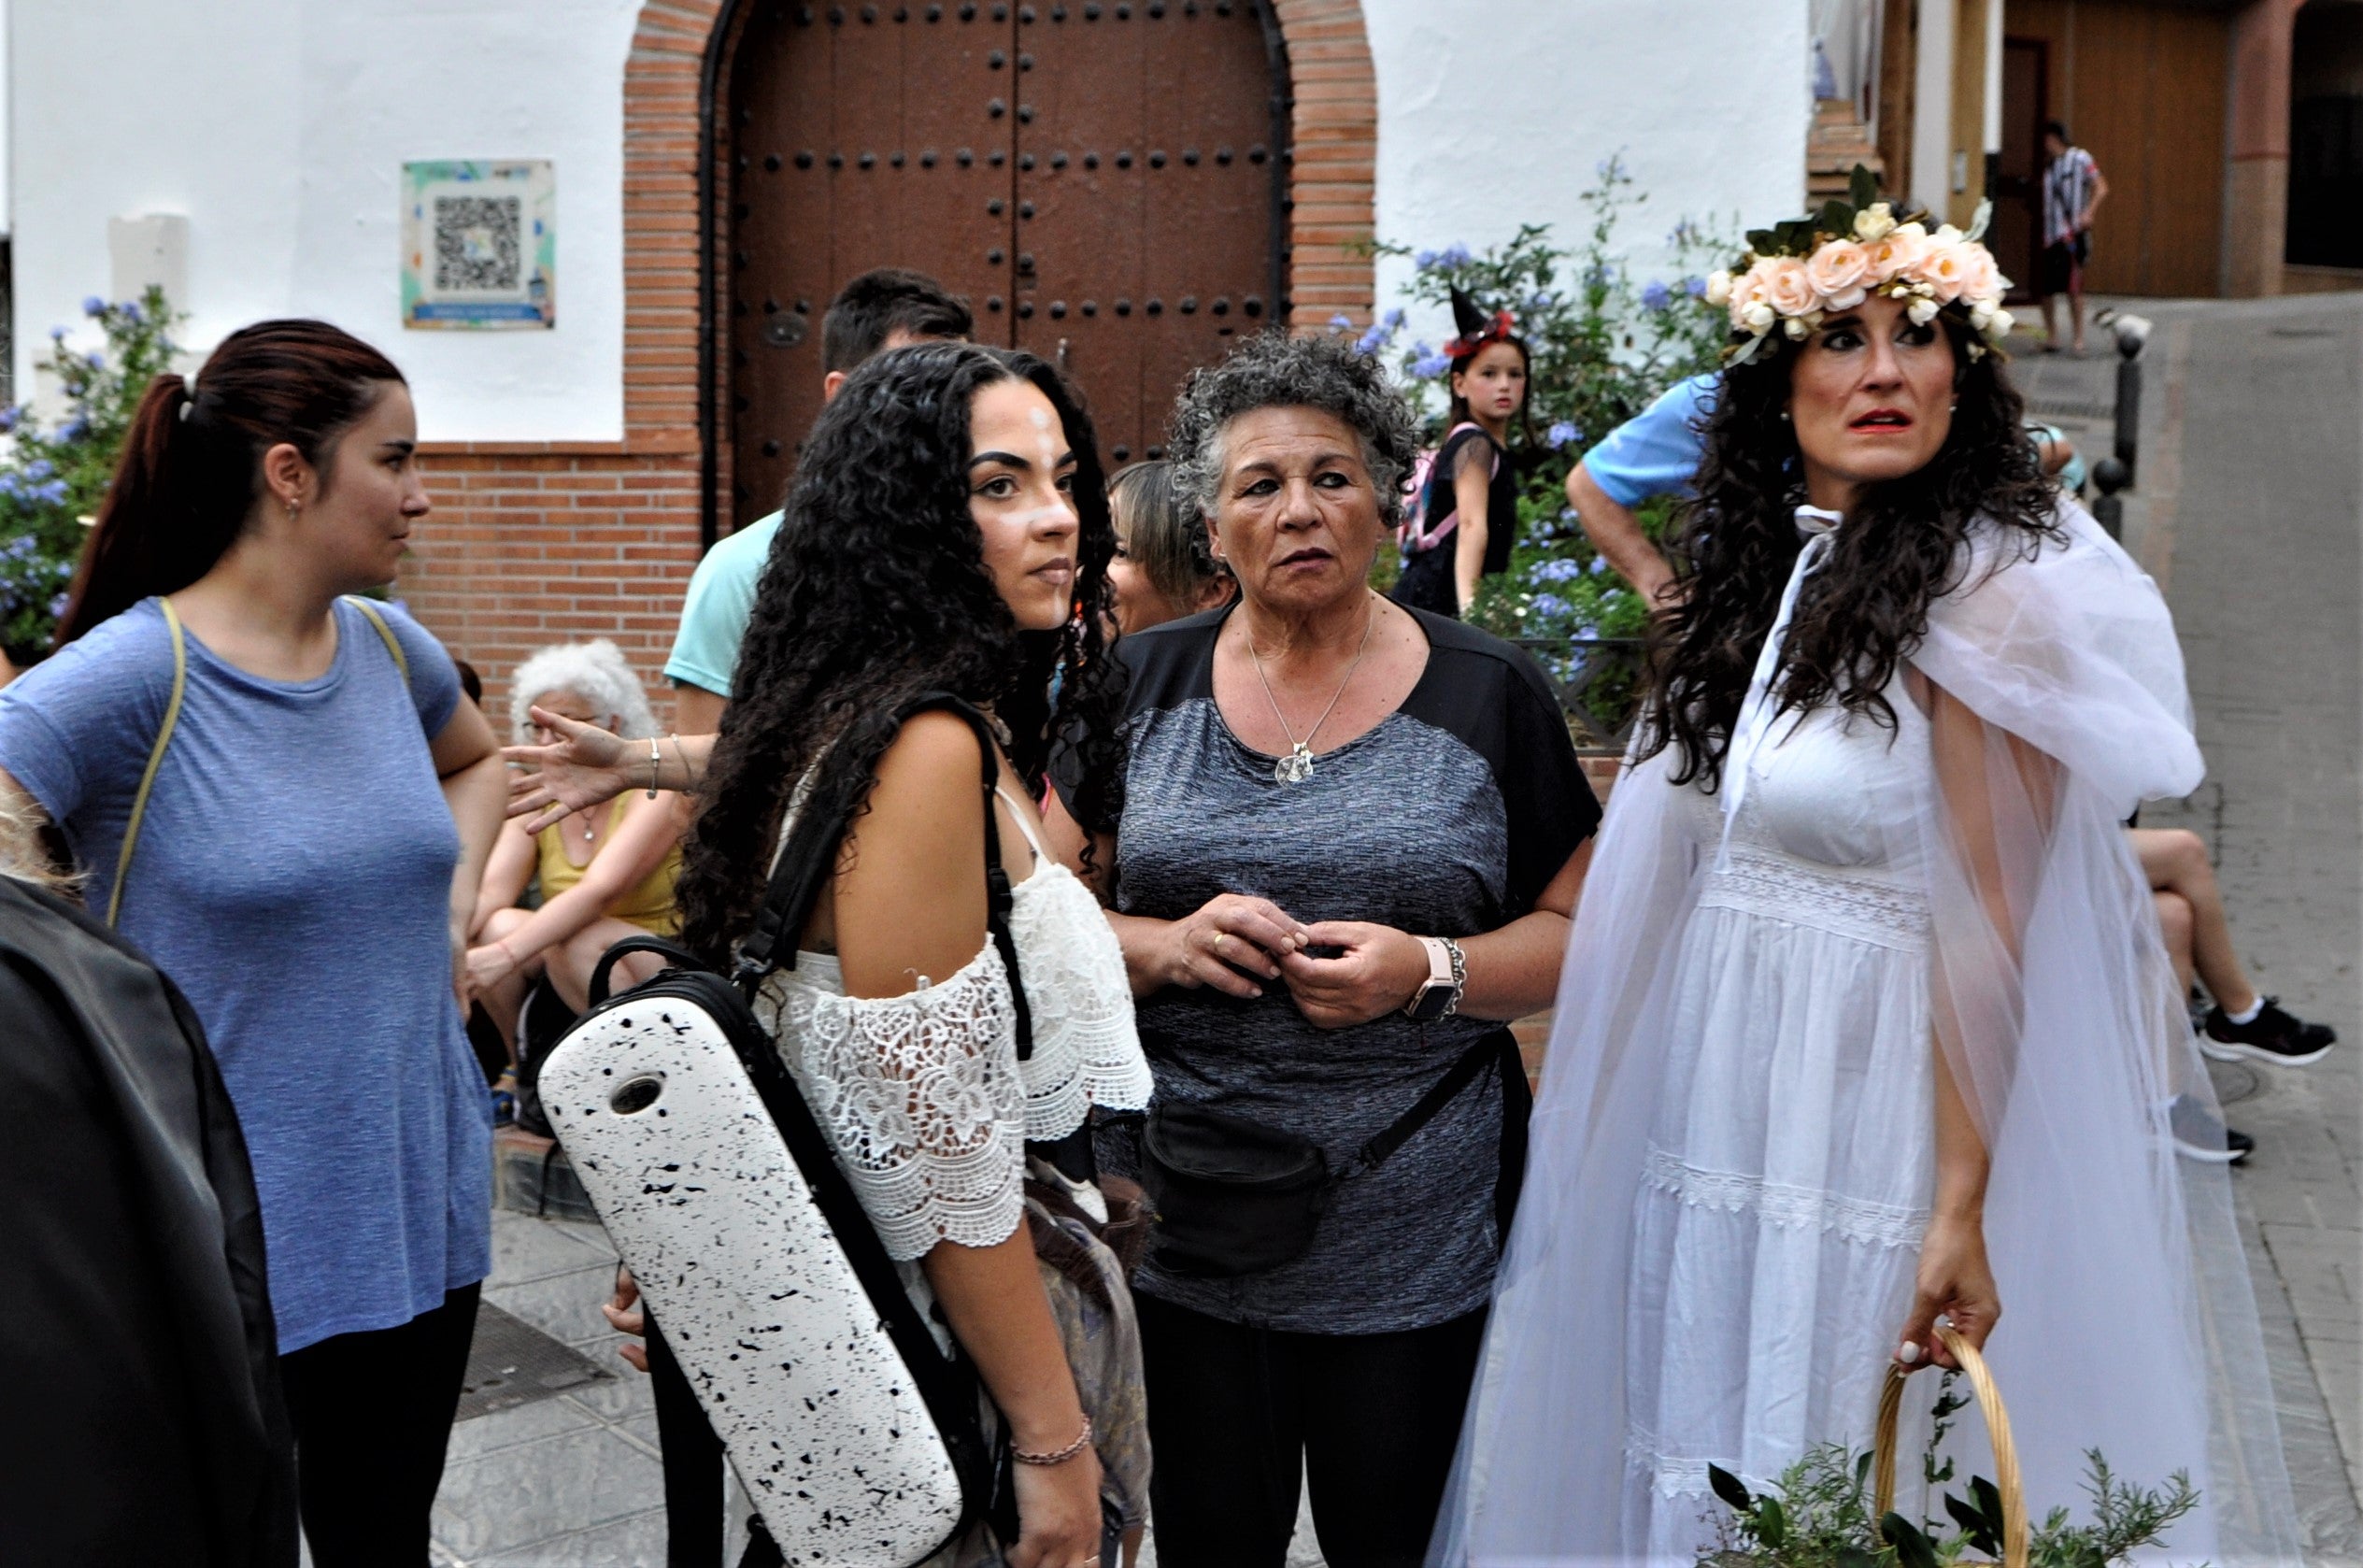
[541,946,990,1565]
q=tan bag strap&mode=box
[342,595,411,688]
[107,597,191,928]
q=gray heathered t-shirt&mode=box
[1094,606,1597,1333]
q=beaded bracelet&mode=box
[1010,1413,1094,1467]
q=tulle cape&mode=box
[1430,503,2300,1567]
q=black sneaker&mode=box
[2202,997,2336,1068]
[2168,1094,2255,1165]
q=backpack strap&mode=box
[341,596,412,690]
[1407,421,1488,554]
[106,598,191,929]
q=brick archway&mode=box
[401,1,1376,714]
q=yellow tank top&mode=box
[534,797,682,936]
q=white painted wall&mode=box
[11,0,1809,438]
[1910,0,1958,214]
[10,0,639,440]
[1363,0,1811,357]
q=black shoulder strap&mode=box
[1342,1027,1518,1178]
[728,691,1035,1062]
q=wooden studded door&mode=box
[725,0,1288,531]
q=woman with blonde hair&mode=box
[466,638,685,1058]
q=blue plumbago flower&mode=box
[47,592,67,619]
[32,479,67,506]
[1440,243,1473,267]
[1685,275,1709,298]
[1589,555,1614,576]
[1546,421,1583,449]
[0,406,21,435]
[1329,313,1354,332]
[23,459,56,482]
[1414,249,1439,268]
[1381,306,1406,329]
[1530,592,1572,620]
[1528,291,1555,311]
[1585,262,1619,290]
[81,296,104,317]
[1411,348,1451,378]
[55,415,87,443]
[1573,620,1601,639]
[85,352,105,371]
[1353,325,1389,356]
[48,325,66,342]
[1641,279,1673,312]
[121,299,144,325]
[1530,556,1582,584]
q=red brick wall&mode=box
[402,0,1376,720]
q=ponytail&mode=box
[55,319,406,647]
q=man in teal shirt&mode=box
[664,268,972,733]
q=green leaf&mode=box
[1856,1450,1875,1495]
[1838,1550,1878,1568]
[1758,1497,1788,1547]
[1819,199,1856,238]
[1850,164,1881,212]
[1882,1514,1941,1568]
[1746,228,1779,256]
[1972,1476,2007,1543]
[1709,1464,1756,1513]
[1946,1492,2001,1556]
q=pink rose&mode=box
[1725,260,1775,326]
[1919,239,1975,303]
[1804,240,1872,310]
[1868,226,1930,287]
[1956,248,2002,305]
[1761,258,1820,320]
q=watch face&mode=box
[1406,984,1451,1022]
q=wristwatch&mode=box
[1402,935,1466,1022]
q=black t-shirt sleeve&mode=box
[1496,649,1600,912]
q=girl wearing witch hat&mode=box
[1392,289,1530,618]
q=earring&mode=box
[1779,410,1791,422]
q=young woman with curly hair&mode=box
[507,343,1153,1568]
[1432,207,2300,1564]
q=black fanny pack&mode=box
[1138,1028,1529,1278]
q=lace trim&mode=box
[754,946,1026,1261]
[1698,843,1929,952]
[1641,1145,1929,1250]
[1007,862,1154,1140]
[1624,1430,1756,1501]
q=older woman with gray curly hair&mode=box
[1047,333,1600,1566]
[464,640,684,1059]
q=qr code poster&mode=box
[402,160,555,329]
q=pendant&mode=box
[1274,744,1316,785]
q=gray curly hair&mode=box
[507,639,661,743]
[1166,331,1422,530]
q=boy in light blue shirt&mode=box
[665,268,972,732]
[1562,371,1718,607]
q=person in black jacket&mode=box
[0,798,297,1568]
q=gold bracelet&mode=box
[1010,1413,1094,1466]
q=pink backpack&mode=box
[1398,421,1486,554]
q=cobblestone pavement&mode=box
[2118,292,2363,1564]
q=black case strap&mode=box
[725,691,1035,1061]
[1342,1027,1519,1178]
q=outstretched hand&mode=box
[505,706,635,833]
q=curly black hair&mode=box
[675,342,1126,963]
[1639,315,2060,791]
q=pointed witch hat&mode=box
[1444,285,1517,362]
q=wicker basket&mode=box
[1872,1324,2028,1568]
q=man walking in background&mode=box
[2038,121,2108,355]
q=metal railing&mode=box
[1513,636,1647,755]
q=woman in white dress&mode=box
[1431,192,2302,1565]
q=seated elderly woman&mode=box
[1106,457,1236,634]
[467,639,684,1054]
[1049,333,1600,1567]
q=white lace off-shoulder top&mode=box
[750,789,1152,1262]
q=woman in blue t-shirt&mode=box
[0,320,507,1565]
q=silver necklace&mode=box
[572,806,597,843]
[1246,594,1376,785]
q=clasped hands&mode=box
[1152,892,1431,1029]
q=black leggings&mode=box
[1136,1293,1487,1568]
[278,1283,480,1568]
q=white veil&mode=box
[1430,503,2301,1567]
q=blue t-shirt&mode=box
[1580,372,1720,506]
[664,511,781,699]
[0,597,491,1352]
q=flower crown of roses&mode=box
[1703,166,2015,367]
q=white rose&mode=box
[1907,296,1940,326]
[1852,203,1898,243]
[1934,222,1965,244]
[1741,300,1776,334]
[1969,298,1997,329]
[1705,269,1733,306]
[1986,308,2015,340]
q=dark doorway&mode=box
[2288,1,2363,271]
[722,1,1289,534]
[1996,36,2047,300]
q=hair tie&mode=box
[178,380,197,421]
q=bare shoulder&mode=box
[848,709,992,858]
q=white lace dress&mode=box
[750,791,1154,1319]
[1622,686,1938,1555]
